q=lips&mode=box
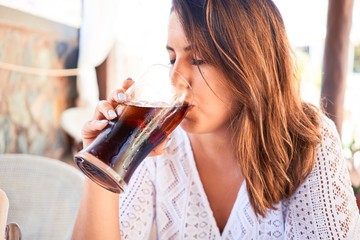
[186,104,194,112]
[184,105,194,118]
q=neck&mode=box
[187,129,237,168]
[187,128,244,234]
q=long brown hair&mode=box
[172,0,322,217]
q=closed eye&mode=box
[191,59,206,66]
[169,59,176,65]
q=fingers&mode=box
[93,100,118,121]
[108,89,126,108]
[82,119,109,136]
[94,78,134,120]
[122,78,135,89]
[82,119,109,147]
[107,78,135,107]
[94,78,134,119]
[82,78,134,147]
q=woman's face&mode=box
[167,12,235,134]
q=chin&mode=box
[179,119,194,133]
[180,119,205,134]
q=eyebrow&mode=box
[166,45,192,52]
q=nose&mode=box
[169,68,193,105]
[170,68,191,90]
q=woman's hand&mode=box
[81,78,171,156]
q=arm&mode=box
[72,79,160,239]
[72,79,131,240]
[72,157,157,240]
[72,179,121,240]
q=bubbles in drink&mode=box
[135,101,149,106]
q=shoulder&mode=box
[315,113,345,173]
[306,113,348,193]
[282,113,360,238]
[318,113,340,144]
[315,113,341,161]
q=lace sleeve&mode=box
[119,158,156,240]
[284,116,360,239]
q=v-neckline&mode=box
[182,130,245,238]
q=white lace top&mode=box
[119,115,360,239]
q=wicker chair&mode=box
[0,154,84,240]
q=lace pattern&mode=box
[283,116,360,239]
[119,115,360,239]
[119,161,155,239]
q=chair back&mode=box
[0,154,84,240]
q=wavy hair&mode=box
[172,0,322,217]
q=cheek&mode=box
[196,81,233,118]
[184,68,234,131]
[202,97,227,116]
[183,93,233,133]
[204,99,232,124]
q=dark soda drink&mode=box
[75,101,189,192]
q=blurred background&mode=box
[0,0,359,171]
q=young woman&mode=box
[72,0,360,239]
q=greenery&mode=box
[353,185,360,195]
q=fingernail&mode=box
[164,138,172,148]
[115,105,123,115]
[99,119,108,124]
[118,93,126,101]
[108,110,117,118]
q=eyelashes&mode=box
[191,59,206,65]
[169,58,206,66]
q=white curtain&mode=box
[110,0,171,84]
[77,0,119,107]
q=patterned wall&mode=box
[0,14,79,159]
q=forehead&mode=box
[167,12,189,49]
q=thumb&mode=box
[148,137,172,157]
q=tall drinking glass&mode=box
[74,64,193,193]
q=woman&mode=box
[72,0,360,239]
